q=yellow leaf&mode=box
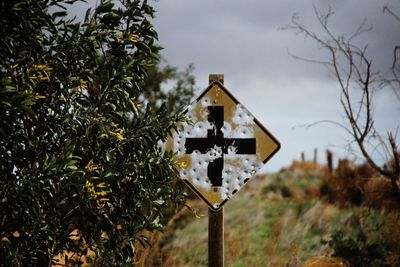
[80,79,88,88]
[85,160,99,173]
[96,182,107,188]
[129,34,139,43]
[109,130,126,141]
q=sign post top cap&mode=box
[209,74,224,84]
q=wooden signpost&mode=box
[208,74,225,267]
[167,74,280,267]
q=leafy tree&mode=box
[285,5,400,197]
[141,63,196,113]
[0,0,193,265]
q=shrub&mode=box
[320,159,377,207]
[326,230,388,267]
[0,0,193,265]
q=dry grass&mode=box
[382,212,400,266]
[303,256,348,267]
[320,159,400,210]
[363,176,397,209]
[286,160,325,173]
[224,225,250,265]
[137,162,400,266]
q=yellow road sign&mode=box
[166,80,280,211]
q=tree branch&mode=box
[285,5,400,195]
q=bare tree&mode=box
[285,6,400,196]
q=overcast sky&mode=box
[151,0,400,172]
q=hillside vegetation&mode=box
[137,160,400,267]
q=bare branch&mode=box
[284,5,400,195]
[393,46,400,71]
[388,132,400,176]
[286,48,332,66]
[384,5,400,22]
[292,119,353,136]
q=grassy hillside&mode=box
[137,161,400,267]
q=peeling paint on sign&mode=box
[166,81,280,211]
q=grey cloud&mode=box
[153,0,399,171]
[58,0,400,170]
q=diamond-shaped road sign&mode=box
[166,80,280,211]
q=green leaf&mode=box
[153,199,165,206]
[52,11,68,18]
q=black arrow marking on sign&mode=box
[185,106,256,186]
